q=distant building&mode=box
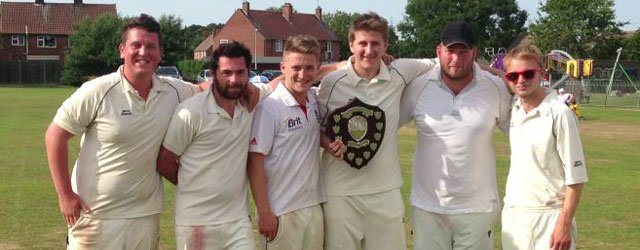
[0,0,117,62]
[194,1,340,70]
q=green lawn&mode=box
[1,86,639,249]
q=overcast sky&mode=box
[6,0,640,31]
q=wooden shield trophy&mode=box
[325,98,385,169]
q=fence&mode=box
[0,60,61,85]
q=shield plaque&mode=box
[325,98,385,169]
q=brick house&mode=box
[194,1,340,70]
[0,0,116,62]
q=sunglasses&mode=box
[505,69,539,82]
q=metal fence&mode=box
[560,78,640,109]
[0,60,61,85]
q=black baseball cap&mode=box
[440,21,476,48]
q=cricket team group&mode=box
[45,11,588,250]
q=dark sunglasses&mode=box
[505,69,538,82]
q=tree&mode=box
[529,0,625,59]
[61,13,122,86]
[397,0,528,58]
[159,14,188,65]
[622,30,640,60]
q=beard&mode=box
[213,79,245,100]
[442,65,473,82]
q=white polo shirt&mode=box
[504,90,588,209]
[53,66,198,219]
[317,57,437,196]
[249,83,324,216]
[400,63,512,214]
[162,85,270,226]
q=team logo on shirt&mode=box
[574,160,583,167]
[326,98,385,169]
[286,116,304,131]
[250,137,257,145]
[120,110,132,115]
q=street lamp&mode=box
[254,28,258,70]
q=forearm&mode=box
[247,153,273,216]
[45,123,74,198]
[559,183,584,226]
[156,146,179,185]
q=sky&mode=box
[5,0,640,31]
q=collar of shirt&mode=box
[117,65,170,95]
[514,89,558,116]
[344,56,391,86]
[274,83,316,108]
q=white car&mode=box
[156,66,182,80]
[250,75,269,84]
[197,69,211,83]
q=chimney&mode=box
[35,0,44,4]
[74,0,82,4]
[282,2,293,22]
[242,1,250,15]
[315,6,322,20]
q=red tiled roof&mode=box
[0,1,116,35]
[248,10,339,41]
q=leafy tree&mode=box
[177,59,207,82]
[397,0,527,58]
[159,14,188,65]
[529,0,625,59]
[61,13,122,86]
[621,30,640,60]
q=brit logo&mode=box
[286,116,303,131]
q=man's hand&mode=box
[241,83,260,112]
[58,192,90,227]
[549,216,573,250]
[382,53,396,65]
[258,212,279,241]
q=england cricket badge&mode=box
[326,98,386,169]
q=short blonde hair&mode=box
[504,43,544,69]
[283,34,321,61]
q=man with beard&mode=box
[399,21,512,250]
[156,41,269,250]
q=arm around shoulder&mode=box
[156,146,180,185]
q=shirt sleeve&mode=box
[391,58,438,84]
[254,82,274,101]
[399,75,428,127]
[248,102,277,155]
[53,82,104,135]
[554,108,588,185]
[162,104,196,156]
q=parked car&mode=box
[260,69,282,81]
[197,69,211,83]
[249,70,259,79]
[156,66,182,80]
[250,75,269,84]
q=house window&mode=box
[37,35,56,48]
[275,39,283,52]
[220,39,229,44]
[326,41,332,52]
[11,35,25,46]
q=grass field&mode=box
[1,86,639,249]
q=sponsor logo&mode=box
[574,160,583,167]
[120,110,132,115]
[286,116,303,131]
